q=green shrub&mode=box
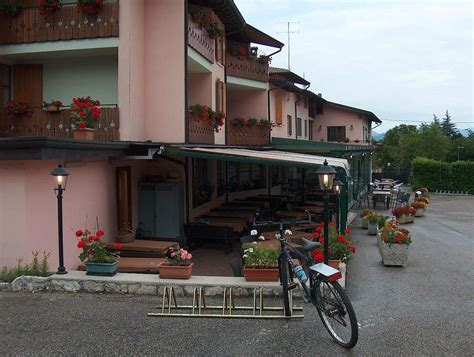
[0,251,51,283]
[412,157,474,193]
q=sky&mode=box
[234,0,473,132]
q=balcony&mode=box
[226,123,270,146]
[188,116,214,144]
[0,107,119,142]
[187,14,215,63]
[226,53,269,83]
[0,2,119,45]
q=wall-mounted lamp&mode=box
[318,125,322,131]
[350,124,353,130]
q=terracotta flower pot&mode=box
[243,267,279,281]
[73,128,95,141]
[44,105,61,112]
[328,259,341,270]
[159,263,193,279]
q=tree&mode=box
[440,110,458,138]
[416,123,450,161]
[378,125,418,169]
[432,114,441,128]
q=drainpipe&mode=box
[295,93,300,140]
[184,0,189,144]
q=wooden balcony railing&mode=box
[0,2,119,45]
[187,14,215,63]
[226,54,269,82]
[188,116,214,144]
[226,125,270,146]
[0,107,119,141]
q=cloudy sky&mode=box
[234,0,473,132]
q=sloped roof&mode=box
[269,67,310,86]
[325,100,381,123]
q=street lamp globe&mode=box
[316,160,336,190]
[50,164,70,190]
[333,179,343,194]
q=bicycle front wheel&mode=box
[279,260,293,317]
[313,280,358,348]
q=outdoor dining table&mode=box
[195,217,247,233]
[294,205,325,214]
[220,204,262,211]
[200,211,255,222]
[275,210,308,219]
[372,189,391,209]
[232,199,270,209]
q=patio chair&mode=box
[230,257,243,277]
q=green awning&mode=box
[163,147,350,174]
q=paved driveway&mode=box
[0,194,473,356]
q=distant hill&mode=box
[372,132,385,141]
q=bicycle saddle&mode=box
[300,237,321,251]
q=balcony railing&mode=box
[188,116,214,144]
[0,107,119,141]
[226,53,269,82]
[226,125,270,146]
[0,2,119,45]
[187,14,215,63]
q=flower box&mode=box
[414,208,425,217]
[243,267,279,281]
[379,238,409,267]
[73,128,95,141]
[368,222,378,235]
[159,263,193,279]
[85,261,118,276]
[362,220,368,229]
[396,214,414,224]
[44,105,61,112]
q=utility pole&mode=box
[277,21,299,70]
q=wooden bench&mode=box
[78,257,164,273]
[185,223,234,254]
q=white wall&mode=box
[43,55,118,105]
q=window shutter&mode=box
[275,95,283,125]
[216,79,225,113]
[13,64,43,106]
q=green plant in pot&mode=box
[360,209,374,229]
[242,244,280,281]
[364,212,380,235]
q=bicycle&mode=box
[255,220,359,348]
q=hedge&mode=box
[412,157,474,193]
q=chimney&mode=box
[317,93,322,97]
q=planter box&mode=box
[378,237,409,267]
[396,214,414,224]
[73,128,95,141]
[368,222,378,235]
[362,220,368,229]
[414,208,425,217]
[85,261,118,276]
[159,263,193,279]
[243,267,279,281]
[44,105,61,112]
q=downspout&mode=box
[184,0,189,144]
[295,94,300,140]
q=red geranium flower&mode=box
[88,235,96,242]
[96,230,104,238]
[114,242,122,249]
[344,228,351,235]
[337,235,345,243]
[77,240,87,248]
[75,230,83,237]
[79,121,86,128]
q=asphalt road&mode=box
[1,194,473,356]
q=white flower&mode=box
[284,229,293,235]
[248,248,254,253]
[275,233,281,239]
[258,235,266,241]
[252,241,257,245]
[242,254,248,258]
[250,229,258,236]
[416,191,422,195]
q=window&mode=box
[304,120,308,137]
[308,121,313,140]
[216,79,225,113]
[1,64,11,107]
[287,115,292,136]
[228,163,266,192]
[296,118,302,137]
[192,159,212,208]
[327,126,346,142]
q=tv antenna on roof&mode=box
[277,21,300,70]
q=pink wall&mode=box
[226,88,268,121]
[0,160,116,270]
[188,73,213,106]
[312,104,371,144]
[118,0,186,143]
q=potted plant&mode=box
[188,104,225,133]
[230,117,246,129]
[39,0,62,19]
[159,247,193,279]
[360,209,373,229]
[75,228,121,276]
[70,96,101,140]
[258,118,274,131]
[247,117,258,127]
[411,201,427,217]
[414,196,429,206]
[344,137,350,143]
[392,206,416,224]
[364,212,380,235]
[4,100,33,117]
[189,7,223,39]
[242,245,279,281]
[77,0,104,15]
[378,220,412,267]
[43,100,62,112]
[311,225,356,269]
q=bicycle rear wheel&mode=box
[313,279,358,348]
[279,259,293,316]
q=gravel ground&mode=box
[0,194,473,356]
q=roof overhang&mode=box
[162,146,350,174]
[325,101,381,123]
[269,68,310,86]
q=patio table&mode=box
[201,211,255,222]
[275,211,308,219]
[196,217,247,233]
[232,199,270,208]
[220,204,262,211]
[372,190,391,209]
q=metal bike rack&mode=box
[148,286,304,319]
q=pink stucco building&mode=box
[0,0,380,273]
